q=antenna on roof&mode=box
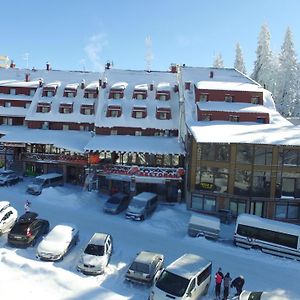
[22,52,29,69]
[145,35,153,72]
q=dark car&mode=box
[8,212,49,247]
[0,170,23,186]
[103,192,130,214]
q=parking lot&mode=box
[0,179,299,299]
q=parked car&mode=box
[236,290,291,300]
[125,251,164,286]
[36,224,79,261]
[77,232,113,275]
[0,201,18,234]
[126,192,158,221]
[8,212,49,247]
[0,170,22,186]
[103,192,130,214]
[27,173,63,195]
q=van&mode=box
[188,213,220,240]
[149,253,212,300]
[126,192,158,221]
[27,173,63,195]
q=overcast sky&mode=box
[2,0,300,74]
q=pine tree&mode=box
[213,53,224,68]
[275,27,298,116]
[234,42,246,74]
[252,24,275,90]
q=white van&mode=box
[126,192,158,221]
[27,173,63,195]
[0,201,18,234]
[188,213,220,240]
[149,253,212,300]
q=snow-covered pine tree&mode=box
[252,24,275,91]
[234,42,246,74]
[275,27,298,116]
[213,53,224,68]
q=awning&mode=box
[85,135,185,155]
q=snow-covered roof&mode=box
[195,81,263,92]
[197,102,271,114]
[96,68,179,130]
[237,213,300,237]
[0,125,91,153]
[157,82,171,91]
[166,253,211,280]
[85,81,99,90]
[133,192,157,202]
[111,82,128,90]
[189,122,300,146]
[84,135,185,154]
[0,79,40,88]
[134,84,148,91]
[64,83,79,90]
[44,81,60,88]
[0,107,28,117]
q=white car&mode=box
[36,224,79,261]
[0,201,18,234]
[236,290,292,300]
[77,233,112,275]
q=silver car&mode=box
[125,251,164,286]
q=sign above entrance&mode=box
[3,142,26,148]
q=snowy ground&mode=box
[0,180,299,300]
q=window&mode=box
[197,264,212,285]
[275,204,300,220]
[159,94,166,101]
[252,171,271,197]
[236,144,253,164]
[156,108,171,120]
[79,125,89,131]
[113,93,121,99]
[254,146,272,165]
[65,92,75,98]
[156,92,170,101]
[279,149,300,166]
[10,88,16,95]
[46,91,54,97]
[234,169,251,196]
[25,102,30,109]
[132,107,147,119]
[158,112,167,119]
[30,89,35,96]
[3,117,12,125]
[251,96,260,104]
[228,115,239,122]
[4,102,11,108]
[111,129,117,135]
[111,110,119,117]
[256,117,266,124]
[41,106,50,113]
[42,122,49,129]
[201,114,211,121]
[135,111,143,119]
[191,194,216,212]
[198,144,229,162]
[199,94,208,102]
[107,106,121,117]
[136,94,144,100]
[230,200,246,216]
[135,131,142,136]
[62,124,69,131]
[224,95,233,102]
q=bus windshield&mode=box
[156,270,189,297]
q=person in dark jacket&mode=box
[231,275,245,296]
[223,272,232,300]
[215,267,224,299]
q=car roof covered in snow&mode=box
[88,232,110,245]
[134,251,163,265]
[166,253,211,280]
[132,192,157,202]
[0,201,10,212]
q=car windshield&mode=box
[248,292,263,300]
[156,270,189,297]
[84,244,104,256]
[107,197,120,204]
[130,199,145,209]
[130,262,150,274]
[32,178,44,185]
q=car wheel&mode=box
[140,215,145,221]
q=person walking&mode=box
[223,272,232,300]
[231,275,245,296]
[215,267,224,300]
[24,200,31,212]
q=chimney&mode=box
[81,79,85,89]
[25,73,30,82]
[46,62,50,71]
[185,81,191,90]
[10,60,15,68]
[105,62,111,70]
[39,78,44,87]
[170,64,177,73]
[174,84,179,92]
[99,79,102,87]
[149,83,154,91]
[209,71,214,78]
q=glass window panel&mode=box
[234,169,251,196]
[275,204,287,218]
[252,171,271,197]
[236,145,253,164]
[287,205,299,219]
[215,144,229,161]
[203,196,216,211]
[201,144,215,160]
[191,195,204,210]
[254,146,272,165]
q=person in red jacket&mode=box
[215,267,224,300]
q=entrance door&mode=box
[249,201,263,217]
